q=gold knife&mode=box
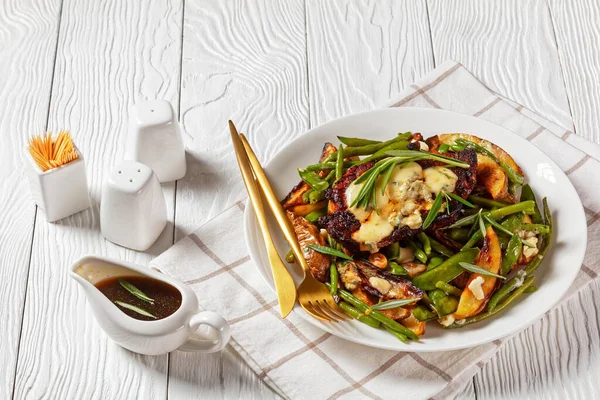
[238,134,311,276]
[229,121,296,318]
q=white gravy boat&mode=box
[70,255,230,355]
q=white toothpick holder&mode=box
[100,160,167,251]
[24,146,91,222]
[125,100,186,183]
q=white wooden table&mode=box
[2,0,599,398]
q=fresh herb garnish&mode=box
[422,191,443,229]
[307,244,353,260]
[458,262,505,279]
[115,301,157,319]
[477,209,487,239]
[119,279,155,304]
[444,191,475,208]
[350,150,472,211]
[370,298,419,310]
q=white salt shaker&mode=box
[125,100,186,183]
[24,146,91,222]
[100,160,167,251]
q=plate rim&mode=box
[243,106,587,352]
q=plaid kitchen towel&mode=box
[151,60,600,400]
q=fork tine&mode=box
[300,301,331,321]
[323,299,350,320]
[313,301,340,322]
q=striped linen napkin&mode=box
[151,60,600,400]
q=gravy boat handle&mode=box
[178,311,231,353]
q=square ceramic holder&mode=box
[24,146,91,222]
[100,160,167,251]
[125,100,186,183]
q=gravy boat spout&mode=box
[69,255,230,355]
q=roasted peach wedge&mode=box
[453,226,502,319]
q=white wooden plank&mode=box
[169,0,307,397]
[476,278,600,400]
[427,0,573,131]
[0,0,62,397]
[306,0,434,125]
[12,0,183,398]
[548,0,600,143]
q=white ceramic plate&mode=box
[244,107,586,352]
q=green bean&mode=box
[429,289,459,316]
[467,195,511,209]
[335,144,344,181]
[428,236,454,258]
[407,240,428,263]
[501,235,522,276]
[413,305,438,321]
[461,230,482,250]
[397,132,414,141]
[385,242,400,261]
[435,281,463,297]
[329,135,408,160]
[298,169,329,191]
[417,233,432,256]
[308,190,325,204]
[427,256,445,271]
[337,136,381,147]
[445,276,535,328]
[448,201,535,229]
[520,184,542,223]
[421,292,434,307]
[305,208,327,223]
[358,141,410,164]
[524,285,538,293]
[448,228,470,242]
[285,250,295,263]
[302,189,312,204]
[516,223,550,235]
[524,198,552,276]
[491,217,551,311]
[438,143,450,153]
[412,249,479,290]
[338,302,381,328]
[500,213,524,231]
[383,326,408,343]
[388,261,408,276]
[305,161,357,172]
[329,285,419,340]
[329,262,338,296]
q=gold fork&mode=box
[237,130,348,322]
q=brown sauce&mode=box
[95,275,182,321]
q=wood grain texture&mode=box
[427,0,573,131]
[548,0,600,143]
[476,278,600,400]
[170,0,308,397]
[12,0,182,398]
[306,0,434,125]
[0,0,62,398]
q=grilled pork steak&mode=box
[320,149,477,254]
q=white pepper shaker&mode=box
[100,160,167,251]
[125,100,186,183]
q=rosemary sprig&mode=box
[307,244,353,260]
[350,151,473,211]
[119,279,155,304]
[370,298,419,310]
[115,301,157,319]
[422,191,443,229]
[459,262,505,279]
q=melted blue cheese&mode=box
[346,162,459,252]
